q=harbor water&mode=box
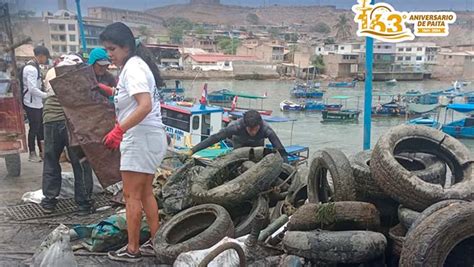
[171,79,474,156]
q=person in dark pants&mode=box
[187,110,289,162]
[40,55,95,215]
[21,46,49,162]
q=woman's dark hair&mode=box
[243,110,263,128]
[99,22,164,87]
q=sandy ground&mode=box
[0,153,169,266]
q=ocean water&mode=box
[171,79,474,157]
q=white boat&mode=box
[280,100,304,111]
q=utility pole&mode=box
[75,0,87,56]
[363,0,374,150]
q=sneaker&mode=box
[28,152,42,163]
[108,245,142,263]
[77,205,96,216]
[139,239,155,257]
[40,203,56,214]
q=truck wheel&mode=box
[5,153,21,177]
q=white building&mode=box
[394,42,439,68]
[314,42,364,55]
[43,10,80,56]
[183,54,257,71]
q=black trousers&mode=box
[24,105,44,153]
[41,120,93,208]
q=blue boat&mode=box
[328,80,357,88]
[407,116,441,129]
[290,83,324,98]
[441,104,474,139]
[290,88,324,98]
[207,89,234,103]
[304,101,342,112]
[321,95,361,123]
[372,101,406,117]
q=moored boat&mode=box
[280,100,304,111]
[441,104,474,139]
[407,116,441,129]
[328,80,357,88]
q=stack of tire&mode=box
[352,125,474,266]
[280,148,388,265]
[154,147,297,264]
[280,125,474,266]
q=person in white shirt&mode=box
[100,22,167,263]
[21,46,49,162]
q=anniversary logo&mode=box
[352,0,457,42]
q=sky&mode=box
[10,0,474,14]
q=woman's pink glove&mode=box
[103,124,124,149]
[97,83,114,97]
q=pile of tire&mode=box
[351,125,474,265]
[153,147,301,264]
[152,125,474,265]
[278,125,474,266]
[278,148,387,265]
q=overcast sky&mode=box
[12,0,474,14]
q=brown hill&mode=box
[147,4,474,46]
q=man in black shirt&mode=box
[188,110,288,161]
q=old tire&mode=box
[396,153,447,185]
[5,153,21,177]
[285,167,308,207]
[283,230,387,264]
[162,161,202,215]
[351,150,448,200]
[371,125,474,211]
[400,202,474,266]
[307,148,357,203]
[154,204,235,264]
[397,206,420,230]
[388,223,406,257]
[407,199,468,235]
[287,201,380,231]
[191,153,283,207]
[233,195,270,237]
[367,197,400,228]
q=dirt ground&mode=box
[0,152,170,266]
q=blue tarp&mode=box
[447,104,474,113]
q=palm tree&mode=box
[334,14,352,41]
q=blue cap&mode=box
[88,48,111,65]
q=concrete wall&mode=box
[323,53,359,78]
[432,54,468,79]
[463,57,474,80]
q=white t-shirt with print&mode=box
[114,56,163,128]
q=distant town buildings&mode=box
[5,1,471,81]
[394,42,439,72]
[41,10,109,55]
[43,10,80,55]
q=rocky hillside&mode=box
[147,4,474,46]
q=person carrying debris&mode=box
[88,48,116,89]
[20,46,49,162]
[186,110,289,162]
[40,54,96,216]
[100,22,167,263]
